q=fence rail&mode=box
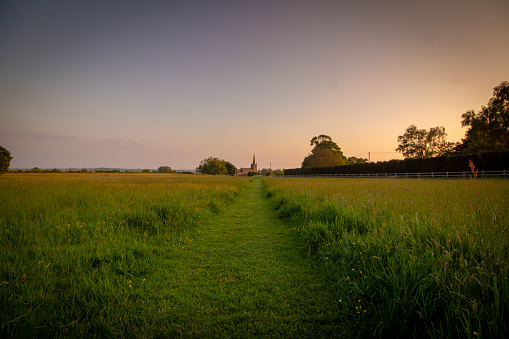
[283,170,509,179]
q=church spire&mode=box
[251,154,257,172]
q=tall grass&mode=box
[0,173,247,337]
[264,176,509,338]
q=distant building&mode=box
[236,154,257,176]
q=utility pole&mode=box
[270,163,271,170]
[368,152,370,162]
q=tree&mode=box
[197,157,235,175]
[309,135,345,157]
[302,147,347,168]
[396,125,455,158]
[273,169,284,176]
[460,81,509,153]
[158,166,175,173]
[302,135,347,168]
[224,161,237,176]
[261,168,274,176]
[31,167,41,173]
[347,156,368,165]
[0,146,13,173]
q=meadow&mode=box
[0,173,248,337]
[2,172,508,338]
[264,175,509,338]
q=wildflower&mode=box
[339,299,342,303]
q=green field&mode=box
[0,173,247,337]
[264,176,509,338]
[1,173,508,338]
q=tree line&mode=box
[286,151,509,176]
[396,80,509,158]
[299,81,509,170]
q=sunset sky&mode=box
[1,0,508,170]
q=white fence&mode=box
[284,170,509,179]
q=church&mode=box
[236,154,257,176]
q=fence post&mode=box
[446,171,449,178]
[417,172,420,179]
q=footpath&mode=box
[163,177,343,337]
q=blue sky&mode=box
[1,0,508,169]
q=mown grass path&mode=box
[162,177,343,337]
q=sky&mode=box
[1,0,508,170]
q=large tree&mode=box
[302,147,346,168]
[396,125,455,158]
[302,135,347,168]
[197,157,236,175]
[460,81,509,153]
[309,135,344,157]
[224,162,236,176]
[0,146,13,173]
